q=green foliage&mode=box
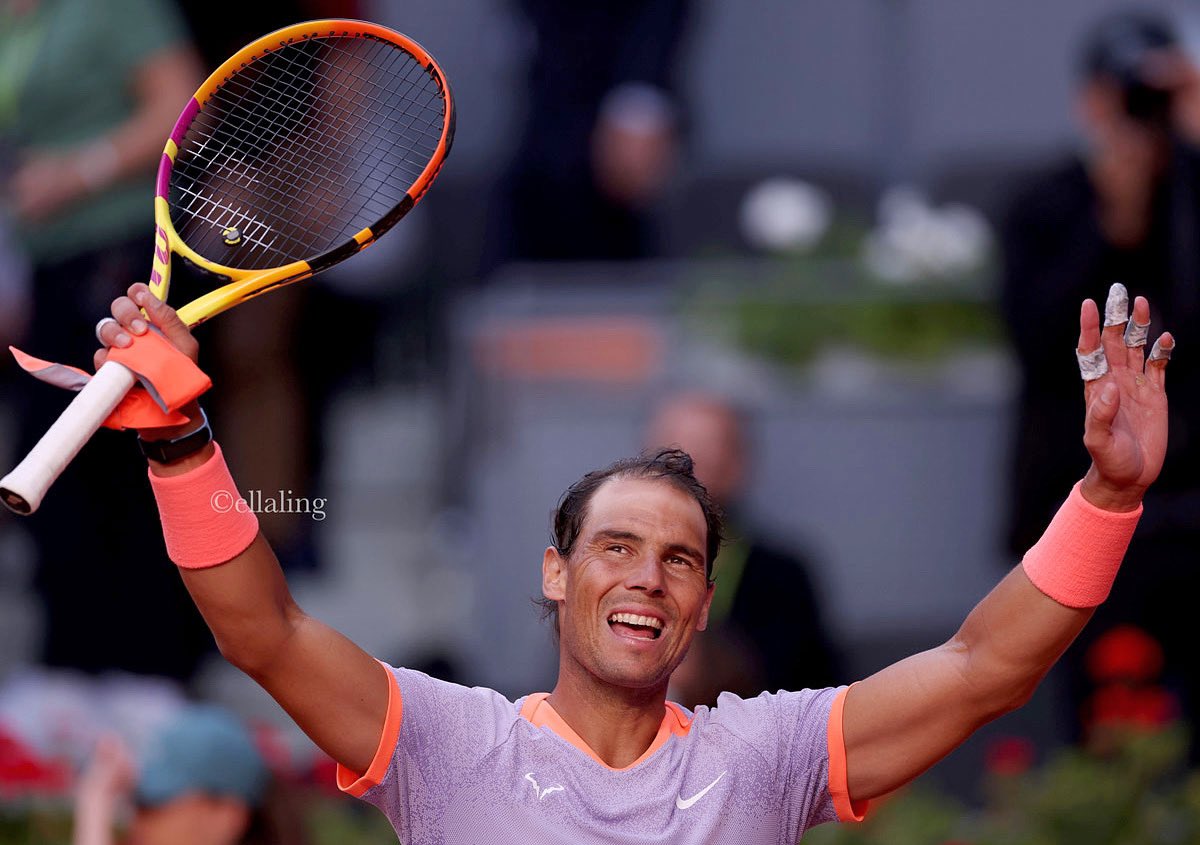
[682,258,1003,365]
[806,726,1199,845]
[803,788,965,845]
[0,799,71,845]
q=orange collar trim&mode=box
[519,693,692,771]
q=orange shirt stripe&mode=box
[826,685,868,822]
[337,661,404,797]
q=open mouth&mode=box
[608,612,663,640]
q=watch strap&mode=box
[138,408,212,464]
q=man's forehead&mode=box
[581,476,707,541]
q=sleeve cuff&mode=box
[336,661,403,797]
[826,685,869,823]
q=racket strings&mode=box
[171,35,446,269]
[254,44,440,234]
[187,38,440,237]
[177,40,437,264]
[221,43,431,195]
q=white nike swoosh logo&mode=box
[676,771,726,810]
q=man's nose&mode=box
[624,552,666,594]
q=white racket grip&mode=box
[1,361,138,515]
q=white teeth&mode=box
[608,612,663,630]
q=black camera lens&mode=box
[1080,9,1180,125]
[1126,80,1174,127]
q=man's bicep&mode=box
[840,644,986,801]
[252,614,392,777]
[179,537,392,775]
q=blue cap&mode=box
[135,705,268,808]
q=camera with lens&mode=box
[1082,11,1179,129]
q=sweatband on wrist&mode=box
[1021,481,1142,608]
[147,442,258,569]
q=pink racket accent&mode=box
[170,98,200,146]
[156,154,173,199]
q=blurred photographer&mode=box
[1001,8,1200,748]
[1079,11,1200,249]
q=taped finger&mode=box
[1124,317,1150,347]
[1077,346,1109,381]
[1104,283,1130,327]
[1149,335,1173,363]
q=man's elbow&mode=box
[952,640,1043,723]
[989,676,1039,719]
[213,607,303,678]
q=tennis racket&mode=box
[1,19,454,515]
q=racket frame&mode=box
[151,19,454,326]
[0,19,454,515]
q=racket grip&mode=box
[1,361,138,515]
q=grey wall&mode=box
[372,0,1200,185]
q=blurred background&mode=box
[3,0,1200,842]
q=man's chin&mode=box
[593,655,678,693]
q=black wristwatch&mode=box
[138,408,213,464]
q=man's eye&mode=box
[607,544,627,554]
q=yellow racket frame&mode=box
[148,20,454,327]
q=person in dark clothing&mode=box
[646,392,842,706]
[485,0,691,268]
[1001,8,1200,743]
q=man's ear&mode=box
[696,580,716,632]
[543,546,567,601]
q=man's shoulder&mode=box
[696,688,840,735]
[388,664,520,721]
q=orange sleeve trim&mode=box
[337,661,403,797]
[826,685,868,823]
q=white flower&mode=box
[739,178,832,252]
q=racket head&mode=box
[149,20,455,326]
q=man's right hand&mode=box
[94,283,204,443]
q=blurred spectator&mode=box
[484,0,692,270]
[645,392,842,707]
[0,0,210,678]
[1000,8,1200,745]
[72,706,288,845]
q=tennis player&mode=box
[97,280,1172,843]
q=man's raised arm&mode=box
[97,284,388,777]
[841,286,1173,802]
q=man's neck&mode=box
[547,667,668,769]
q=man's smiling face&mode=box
[542,476,715,692]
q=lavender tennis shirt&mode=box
[339,664,865,844]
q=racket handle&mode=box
[1,361,138,515]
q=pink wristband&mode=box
[147,442,259,569]
[1021,481,1142,608]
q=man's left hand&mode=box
[1077,285,1173,511]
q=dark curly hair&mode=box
[536,449,725,636]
